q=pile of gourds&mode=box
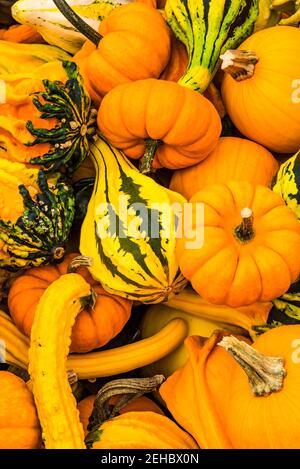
[0,0,300,450]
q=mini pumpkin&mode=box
[71,1,171,104]
[221,26,300,153]
[170,137,279,200]
[0,371,41,449]
[97,78,221,172]
[8,253,132,353]
[176,181,300,307]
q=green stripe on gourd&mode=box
[0,171,75,270]
[272,150,300,221]
[80,137,187,304]
[165,0,259,92]
[27,61,97,176]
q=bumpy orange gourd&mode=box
[221,26,300,153]
[78,395,164,434]
[176,181,300,306]
[8,253,132,353]
[98,78,221,172]
[170,137,279,200]
[74,3,171,105]
[162,326,300,449]
[0,371,41,449]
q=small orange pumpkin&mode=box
[160,34,188,82]
[8,253,132,353]
[98,78,221,172]
[176,181,300,306]
[221,26,300,153]
[0,371,41,449]
[170,137,279,200]
[74,2,171,105]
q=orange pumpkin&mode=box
[74,2,171,105]
[176,181,300,306]
[221,26,300,153]
[170,137,279,200]
[8,253,132,353]
[162,326,300,449]
[98,78,221,172]
[0,371,41,449]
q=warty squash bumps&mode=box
[0,161,74,270]
[0,60,97,175]
[0,371,41,449]
[221,26,300,153]
[71,1,171,104]
[8,253,132,353]
[97,79,222,172]
[176,181,300,307]
[170,137,279,200]
[80,136,188,303]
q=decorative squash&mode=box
[0,370,41,449]
[163,329,300,449]
[0,40,70,75]
[29,273,94,448]
[79,394,164,435]
[64,1,171,104]
[1,308,188,379]
[97,79,221,172]
[0,162,74,270]
[272,150,300,221]
[221,26,300,153]
[88,412,199,449]
[176,181,300,306]
[140,288,272,377]
[11,0,131,53]
[80,136,188,302]
[165,0,259,93]
[8,253,132,353]
[0,60,97,175]
[170,137,279,200]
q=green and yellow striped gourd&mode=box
[80,137,187,303]
[165,0,259,93]
[272,150,300,221]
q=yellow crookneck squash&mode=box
[1,308,188,379]
[161,325,300,449]
[176,181,300,307]
[221,26,300,153]
[29,272,94,448]
[140,286,272,377]
[80,136,188,303]
[0,60,97,175]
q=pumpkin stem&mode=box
[68,255,94,273]
[85,375,165,447]
[218,335,286,396]
[139,139,163,174]
[52,0,102,45]
[235,207,255,242]
[220,50,259,81]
